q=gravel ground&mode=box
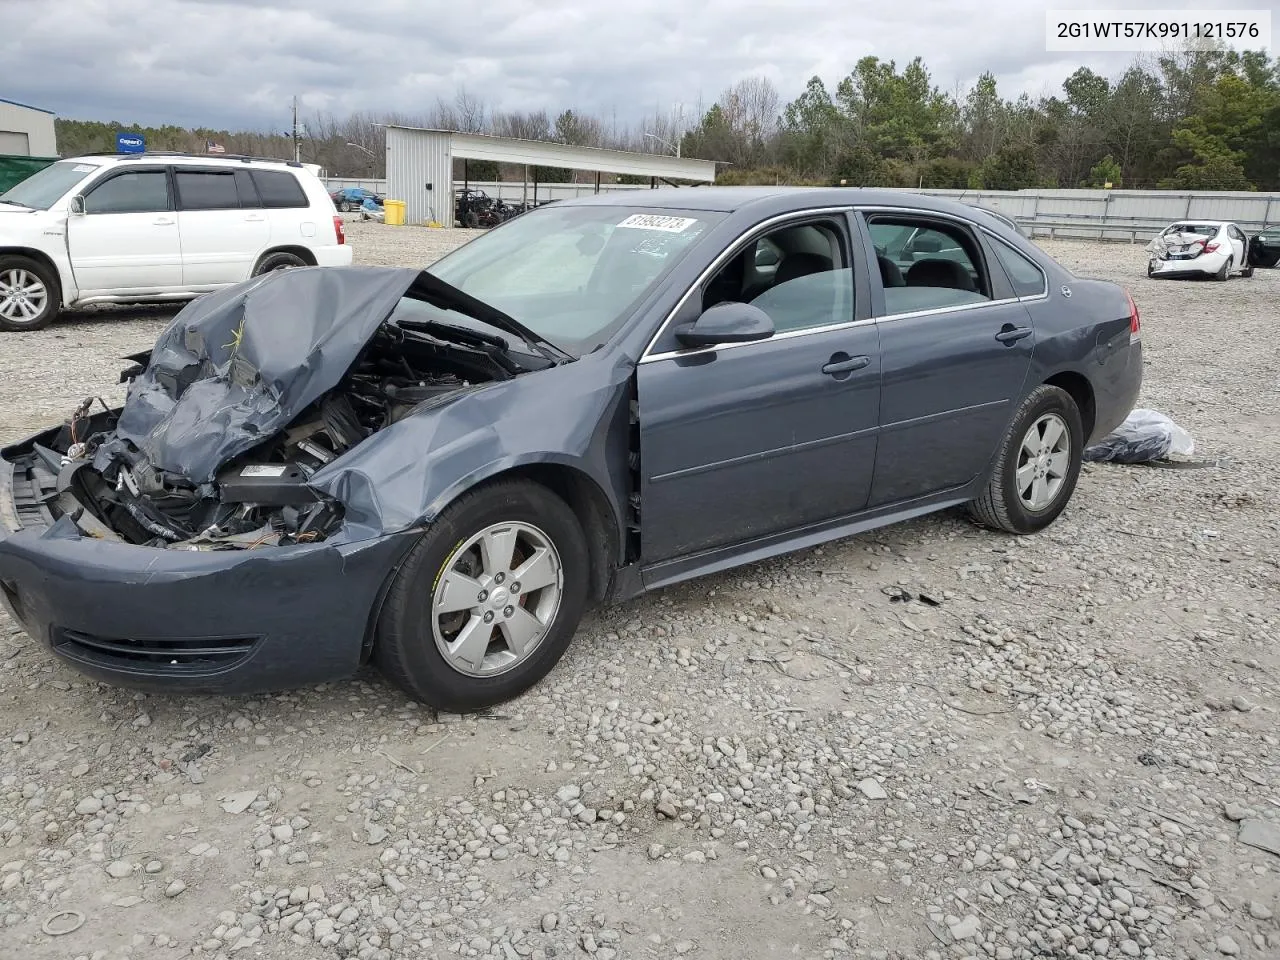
[1,221,1278,960]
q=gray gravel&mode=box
[1,221,1278,960]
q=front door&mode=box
[175,168,270,287]
[67,166,182,296]
[637,213,881,567]
[861,211,1035,507]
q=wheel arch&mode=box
[0,247,67,304]
[1043,369,1096,441]
[358,457,625,663]
[252,245,318,273]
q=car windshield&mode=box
[425,204,724,355]
[0,159,103,210]
[1164,223,1219,237]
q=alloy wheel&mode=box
[0,268,48,325]
[1016,413,1071,511]
[431,521,564,677]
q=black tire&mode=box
[967,384,1084,535]
[1242,263,1254,278]
[0,255,59,332]
[1146,260,1156,278]
[375,479,590,711]
[465,211,480,229]
[1215,257,1231,281]
[253,251,309,275]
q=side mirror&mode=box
[675,301,775,349]
[68,195,85,216]
[911,235,942,254]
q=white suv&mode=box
[0,152,353,331]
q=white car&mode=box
[1145,220,1254,281]
[0,152,352,331]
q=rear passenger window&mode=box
[176,171,240,210]
[251,171,309,208]
[989,236,1047,297]
[868,218,991,314]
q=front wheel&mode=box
[0,255,59,332]
[968,385,1084,535]
[375,479,590,711]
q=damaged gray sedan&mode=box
[0,189,1142,710]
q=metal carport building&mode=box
[385,125,718,227]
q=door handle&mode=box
[153,217,175,226]
[995,324,1032,344]
[821,354,871,376]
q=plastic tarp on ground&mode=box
[0,154,58,193]
[93,266,420,483]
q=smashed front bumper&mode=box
[0,450,412,695]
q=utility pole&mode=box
[292,96,301,163]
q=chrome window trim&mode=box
[643,315,877,364]
[637,206,856,365]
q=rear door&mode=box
[858,209,1035,508]
[1226,224,1247,266]
[636,210,881,568]
[67,166,182,295]
[175,167,270,287]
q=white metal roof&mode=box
[384,126,717,182]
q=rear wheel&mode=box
[375,479,590,711]
[968,385,1084,535]
[1215,257,1231,281]
[0,256,59,332]
[253,251,309,275]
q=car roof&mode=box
[66,152,309,172]
[557,185,1000,217]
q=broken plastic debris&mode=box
[1238,819,1280,858]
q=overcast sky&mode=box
[3,0,1273,133]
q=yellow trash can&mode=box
[383,199,406,226]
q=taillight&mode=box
[333,216,346,245]
[1202,241,1219,253]
[1126,290,1141,342]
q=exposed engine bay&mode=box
[17,267,563,552]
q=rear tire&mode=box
[0,255,59,332]
[375,479,590,711]
[1215,257,1231,281]
[253,251,309,275]
[968,385,1084,535]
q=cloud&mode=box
[1,0,1241,133]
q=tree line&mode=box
[53,43,1280,191]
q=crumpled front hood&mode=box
[93,266,421,483]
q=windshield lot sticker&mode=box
[616,214,697,233]
[240,464,288,477]
[72,164,96,172]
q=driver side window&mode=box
[83,170,170,215]
[701,220,852,334]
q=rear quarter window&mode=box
[989,236,1047,298]
[251,170,310,209]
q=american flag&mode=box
[206,140,226,154]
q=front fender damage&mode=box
[2,265,598,553]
